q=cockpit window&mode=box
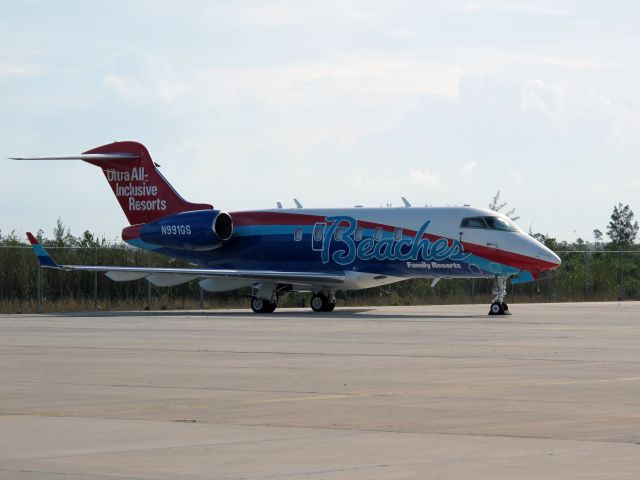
[460,217,488,229]
[484,216,519,232]
[461,216,520,232]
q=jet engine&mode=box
[139,209,233,251]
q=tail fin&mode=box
[82,141,212,225]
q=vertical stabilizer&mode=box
[82,141,212,225]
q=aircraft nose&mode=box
[537,245,561,269]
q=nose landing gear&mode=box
[488,276,511,315]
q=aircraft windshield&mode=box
[484,216,519,232]
[460,217,487,229]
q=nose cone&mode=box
[535,243,561,271]
[518,234,561,271]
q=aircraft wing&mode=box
[26,233,344,285]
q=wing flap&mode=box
[146,273,200,287]
[105,271,150,282]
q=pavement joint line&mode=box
[0,392,400,417]
[0,432,352,462]
[0,467,151,480]
[3,413,640,447]
[5,376,640,405]
[527,376,640,386]
[3,344,640,365]
[10,381,377,395]
[6,381,640,424]
[232,463,393,479]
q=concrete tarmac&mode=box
[1,302,640,479]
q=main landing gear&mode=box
[250,297,277,313]
[249,281,279,313]
[310,291,336,312]
[488,276,511,316]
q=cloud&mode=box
[462,161,478,178]
[102,48,184,104]
[462,0,569,16]
[0,65,45,77]
[238,3,307,27]
[409,169,440,187]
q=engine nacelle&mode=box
[139,209,233,251]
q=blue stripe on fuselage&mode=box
[127,226,521,279]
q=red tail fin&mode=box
[83,141,212,225]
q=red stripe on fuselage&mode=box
[231,211,327,226]
[460,242,552,273]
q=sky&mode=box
[1,0,639,242]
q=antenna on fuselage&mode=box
[276,202,283,209]
[401,197,411,207]
[293,198,303,209]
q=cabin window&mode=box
[294,228,303,241]
[373,228,383,241]
[354,227,363,241]
[334,227,344,241]
[313,224,325,241]
[484,216,519,232]
[393,228,403,241]
[460,217,487,229]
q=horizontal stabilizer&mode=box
[10,154,139,161]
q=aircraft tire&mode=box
[488,302,505,315]
[310,294,327,312]
[251,297,276,313]
[324,302,336,312]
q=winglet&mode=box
[26,232,60,268]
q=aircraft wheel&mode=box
[310,294,327,312]
[488,301,505,315]
[251,297,265,313]
[324,302,336,312]
[251,297,276,313]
